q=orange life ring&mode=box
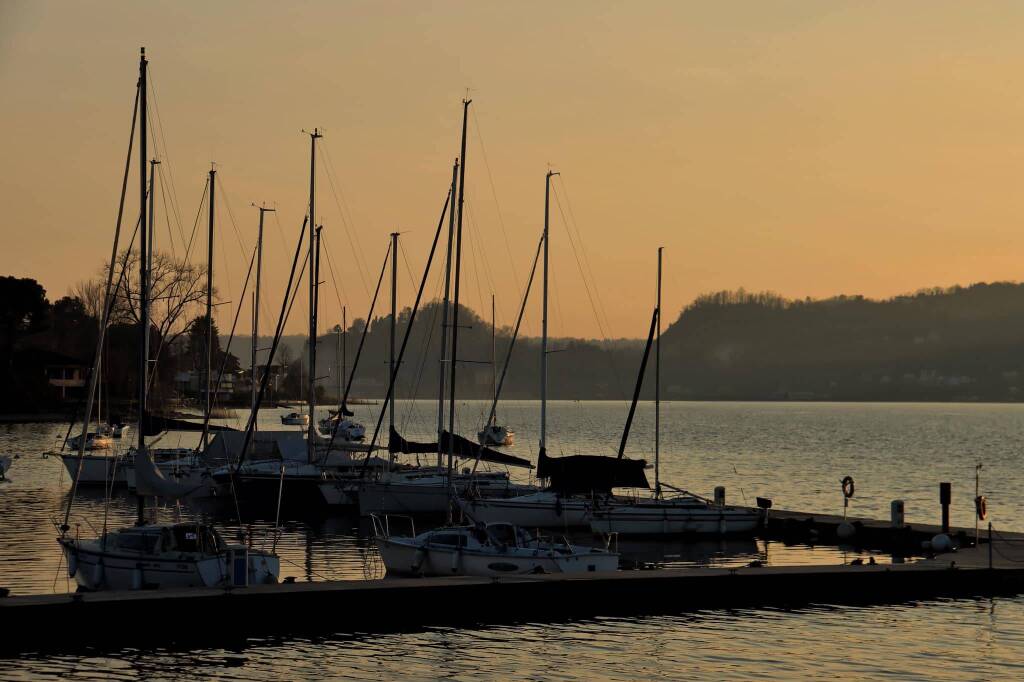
[976,495,988,520]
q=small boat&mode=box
[478,423,514,447]
[459,489,593,528]
[280,412,309,426]
[319,413,366,441]
[110,423,130,439]
[373,517,619,577]
[59,522,279,591]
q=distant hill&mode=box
[224,283,1024,403]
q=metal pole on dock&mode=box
[940,481,951,534]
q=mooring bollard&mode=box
[939,482,951,534]
[714,486,726,506]
[891,500,905,529]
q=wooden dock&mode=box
[4,534,1024,653]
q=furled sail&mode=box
[388,428,533,469]
[537,447,649,494]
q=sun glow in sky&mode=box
[2,1,1023,338]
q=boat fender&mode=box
[837,522,856,540]
[975,495,988,521]
[132,564,143,590]
[931,533,953,553]
[841,476,855,499]
[412,548,426,572]
[451,548,460,573]
[67,550,78,578]
[554,496,563,517]
[91,560,104,587]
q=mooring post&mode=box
[939,482,951,534]
[988,521,993,570]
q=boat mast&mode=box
[490,293,496,428]
[540,169,557,454]
[136,47,149,526]
[447,99,471,482]
[655,247,662,498]
[436,159,458,469]
[201,165,215,452]
[389,230,398,466]
[146,159,159,394]
[252,205,272,443]
[307,128,322,463]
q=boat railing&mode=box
[370,513,416,540]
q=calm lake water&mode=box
[2,400,1024,679]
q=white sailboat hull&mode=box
[60,453,125,486]
[59,540,279,591]
[460,491,592,528]
[590,500,762,536]
[376,538,618,577]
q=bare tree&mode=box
[104,249,210,351]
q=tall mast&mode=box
[252,205,272,442]
[447,99,471,481]
[655,247,662,498]
[307,128,321,463]
[341,305,346,404]
[312,224,323,457]
[136,47,149,526]
[389,230,398,463]
[437,159,458,469]
[540,170,557,453]
[490,293,496,427]
[202,165,215,452]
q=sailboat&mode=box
[346,101,535,516]
[459,170,649,529]
[478,294,515,446]
[589,249,762,537]
[58,49,279,590]
[318,309,367,442]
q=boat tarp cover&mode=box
[537,447,649,494]
[142,412,239,437]
[389,428,533,469]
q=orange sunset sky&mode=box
[2,1,1023,339]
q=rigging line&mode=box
[554,176,616,338]
[202,241,258,437]
[360,186,451,472]
[214,174,251,255]
[320,143,371,299]
[320,233,348,321]
[463,205,488,327]
[324,239,391,455]
[183,179,209,264]
[64,82,139,530]
[399,241,420,303]
[399,267,445,431]
[550,184,609,339]
[146,71,187,252]
[233,217,307,476]
[471,106,521,293]
[155,165,179,259]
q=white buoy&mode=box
[931,533,953,553]
[837,522,856,540]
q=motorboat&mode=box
[59,522,279,591]
[280,412,309,426]
[373,517,619,577]
[319,413,366,441]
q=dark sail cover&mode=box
[537,447,649,494]
[142,412,239,437]
[388,428,533,469]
